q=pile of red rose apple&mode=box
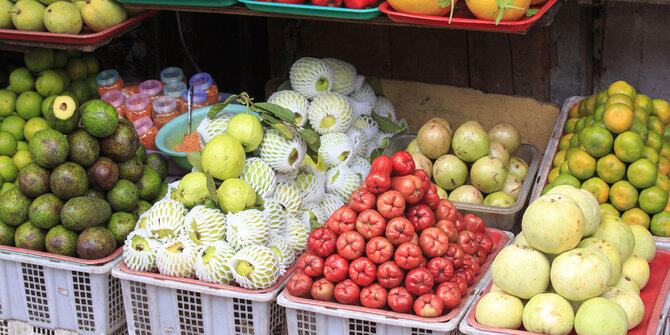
[267,0,377,10]
[287,151,495,318]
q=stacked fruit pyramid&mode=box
[545,80,670,236]
[407,118,529,207]
[123,57,407,289]
[476,185,657,334]
[286,152,496,318]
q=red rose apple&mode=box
[391,151,415,176]
[355,209,386,239]
[436,281,461,309]
[444,243,465,268]
[297,253,325,278]
[324,254,349,282]
[348,189,376,213]
[360,283,387,309]
[463,214,485,234]
[475,248,488,265]
[376,261,404,289]
[311,278,335,301]
[376,190,405,219]
[435,219,459,243]
[413,169,430,196]
[365,237,394,264]
[457,230,478,255]
[348,257,377,287]
[421,183,439,210]
[312,0,343,6]
[344,0,377,10]
[406,204,436,232]
[454,213,466,231]
[334,279,360,305]
[451,276,468,294]
[391,175,425,205]
[427,257,454,283]
[405,267,434,296]
[461,255,480,274]
[419,227,449,258]
[336,231,365,260]
[474,232,494,254]
[385,217,415,246]
[414,294,444,318]
[287,272,313,298]
[388,287,413,313]
[325,206,357,235]
[307,227,337,257]
[434,199,457,222]
[454,268,475,285]
[394,242,423,270]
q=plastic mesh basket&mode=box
[0,250,125,334]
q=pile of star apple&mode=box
[266,0,377,10]
[286,151,495,318]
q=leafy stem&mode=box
[491,0,524,25]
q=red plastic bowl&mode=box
[467,249,670,335]
[282,227,511,323]
[379,0,558,32]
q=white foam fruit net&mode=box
[319,132,354,169]
[259,129,307,173]
[267,233,295,276]
[229,245,280,289]
[123,228,161,272]
[274,181,304,216]
[262,198,287,235]
[225,209,270,250]
[268,90,310,127]
[326,165,362,203]
[323,58,357,96]
[184,205,227,245]
[194,240,237,285]
[144,199,187,241]
[294,167,326,204]
[307,92,353,134]
[197,112,236,144]
[155,237,199,278]
[241,157,276,198]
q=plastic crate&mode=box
[278,229,514,335]
[239,0,381,20]
[0,249,125,334]
[112,263,293,335]
[382,134,542,232]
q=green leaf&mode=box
[255,109,282,125]
[365,77,384,96]
[186,151,203,172]
[300,128,321,153]
[277,80,292,92]
[273,123,295,140]
[205,172,221,209]
[207,94,238,119]
[525,8,539,16]
[255,102,296,124]
[371,112,403,134]
[438,0,450,8]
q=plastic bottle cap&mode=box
[163,81,187,98]
[97,69,120,87]
[139,80,163,97]
[189,72,213,92]
[126,93,149,111]
[161,67,184,84]
[133,117,154,135]
[183,89,207,103]
[153,96,177,114]
[101,90,125,108]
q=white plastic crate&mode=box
[0,249,125,334]
[112,264,290,335]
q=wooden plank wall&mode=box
[267,20,552,102]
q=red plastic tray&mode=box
[0,11,156,45]
[0,245,123,266]
[119,261,297,294]
[282,227,511,323]
[466,249,670,335]
[379,0,558,32]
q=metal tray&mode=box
[383,134,542,232]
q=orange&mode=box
[594,104,605,121]
[553,149,567,167]
[569,133,580,148]
[639,186,668,215]
[634,107,650,125]
[574,117,587,135]
[655,173,670,193]
[596,90,609,106]
[581,126,613,158]
[567,149,596,180]
[627,159,657,189]
[581,177,609,204]
[630,119,649,144]
[564,119,578,134]
[553,174,581,188]
[642,146,660,166]
[658,156,670,177]
[569,104,580,118]
[559,161,570,175]
[646,130,663,152]
[648,116,664,135]
[609,180,639,211]
[388,0,458,15]
[596,154,626,183]
[559,134,573,150]
[582,95,597,116]
[661,142,670,159]
[465,0,530,22]
[634,94,653,113]
[665,126,670,141]
[607,80,636,99]
[548,167,559,184]
[621,208,650,229]
[652,99,670,124]
[605,94,633,108]
[613,131,643,163]
[603,103,634,133]
[651,211,670,237]
[600,203,620,218]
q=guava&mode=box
[7,68,34,94]
[216,178,256,214]
[35,70,64,97]
[0,0,13,29]
[172,172,209,208]
[551,248,612,301]
[621,255,649,290]
[522,194,584,254]
[201,134,245,181]
[547,185,600,236]
[629,224,656,262]
[432,154,467,191]
[43,1,82,34]
[489,141,510,167]
[225,113,264,153]
[491,244,550,299]
[502,174,522,200]
[613,275,640,295]
[591,216,635,261]
[0,90,16,117]
[578,238,622,286]
[489,122,521,154]
[448,185,483,204]
[435,185,448,199]
[452,121,489,162]
[417,118,452,159]
[470,156,507,194]
[410,152,432,178]
[509,157,529,181]
[600,287,644,329]
[405,139,420,154]
[513,232,530,247]
[10,0,45,31]
[483,191,515,207]
[522,293,574,335]
[475,291,523,329]
[574,297,628,335]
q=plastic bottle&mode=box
[153,96,180,129]
[163,81,187,114]
[101,90,127,119]
[96,70,124,97]
[189,73,219,106]
[160,67,185,85]
[133,117,158,151]
[139,80,163,103]
[181,89,209,115]
[125,93,152,123]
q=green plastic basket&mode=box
[117,0,237,6]
[239,0,381,19]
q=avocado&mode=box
[87,157,118,191]
[17,163,50,198]
[61,196,112,232]
[29,193,64,230]
[80,100,118,138]
[50,162,88,200]
[107,179,139,212]
[106,212,137,245]
[29,129,69,168]
[67,129,99,167]
[14,222,46,251]
[144,153,167,181]
[85,188,104,199]
[153,183,168,203]
[136,143,146,162]
[51,95,77,120]
[0,221,15,246]
[133,200,151,217]
[0,187,31,226]
[76,226,116,259]
[43,96,80,134]
[45,225,77,256]
[117,156,143,182]
[136,166,161,201]
[100,121,139,162]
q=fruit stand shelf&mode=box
[120,3,562,34]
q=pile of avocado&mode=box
[0,94,168,260]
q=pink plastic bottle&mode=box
[133,117,158,151]
[152,96,180,129]
[101,90,126,119]
[139,80,163,103]
[125,93,152,123]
